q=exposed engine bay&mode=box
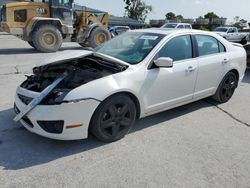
[20,55,127,105]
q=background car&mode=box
[161,23,192,29]
[213,27,249,45]
[14,29,246,142]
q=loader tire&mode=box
[28,41,35,48]
[88,26,111,48]
[32,25,63,53]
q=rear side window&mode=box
[177,25,184,28]
[158,35,193,62]
[185,25,191,29]
[195,35,224,56]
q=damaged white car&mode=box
[14,29,246,142]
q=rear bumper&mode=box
[15,87,100,140]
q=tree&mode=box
[123,0,152,22]
[204,12,219,22]
[176,15,184,20]
[165,12,176,20]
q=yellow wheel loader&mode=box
[0,0,111,52]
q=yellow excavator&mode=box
[0,0,111,52]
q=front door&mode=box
[143,35,198,114]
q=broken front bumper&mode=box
[14,86,100,140]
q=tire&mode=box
[241,37,247,45]
[32,24,63,53]
[88,26,111,48]
[212,72,238,103]
[28,41,35,48]
[90,94,136,142]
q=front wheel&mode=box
[88,26,111,48]
[90,94,136,142]
[212,72,238,103]
[32,24,63,53]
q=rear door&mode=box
[193,34,227,98]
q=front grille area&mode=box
[37,121,64,134]
[14,103,20,114]
[22,116,34,128]
[18,94,33,105]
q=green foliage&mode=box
[123,0,152,22]
[176,15,184,20]
[199,26,209,31]
[204,12,219,22]
[165,12,176,20]
[165,12,183,20]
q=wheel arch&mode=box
[112,92,141,119]
[25,18,66,40]
[86,23,105,38]
[94,91,142,119]
[88,91,141,135]
[30,19,62,34]
[228,69,239,85]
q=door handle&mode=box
[222,58,229,64]
[186,66,196,72]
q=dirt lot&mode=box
[1,34,250,188]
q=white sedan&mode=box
[14,29,246,142]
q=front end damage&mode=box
[14,54,128,140]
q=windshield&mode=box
[95,32,165,64]
[214,27,228,32]
[162,23,178,28]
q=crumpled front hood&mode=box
[34,50,130,69]
[35,50,93,68]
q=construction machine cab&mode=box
[49,0,73,25]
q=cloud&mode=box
[194,0,209,5]
[194,0,202,4]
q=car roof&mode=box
[130,28,213,36]
[165,23,191,25]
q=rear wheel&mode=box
[212,72,238,103]
[88,26,111,48]
[241,37,247,45]
[32,24,63,53]
[90,94,136,142]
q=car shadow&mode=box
[242,68,250,84]
[0,46,83,55]
[0,100,212,170]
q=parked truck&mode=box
[213,27,249,45]
[0,0,111,52]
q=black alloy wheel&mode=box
[213,72,238,103]
[90,94,136,142]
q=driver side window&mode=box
[157,35,193,62]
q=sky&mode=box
[75,0,250,23]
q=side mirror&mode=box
[154,57,173,68]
